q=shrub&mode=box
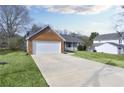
[77,45,83,51]
[93,50,97,52]
[77,45,87,51]
[83,45,87,51]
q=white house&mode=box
[92,32,124,54]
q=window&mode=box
[66,42,71,47]
[73,43,77,47]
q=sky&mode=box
[28,5,122,36]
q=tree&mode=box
[0,31,7,48]
[30,24,41,33]
[0,5,30,38]
[25,24,42,38]
[114,6,124,54]
[88,32,99,47]
[70,32,77,36]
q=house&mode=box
[92,32,124,54]
[26,25,82,54]
[60,34,82,51]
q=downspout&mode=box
[64,42,66,52]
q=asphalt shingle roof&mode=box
[60,34,82,42]
[95,32,124,41]
[107,42,124,48]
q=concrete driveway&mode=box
[32,54,124,87]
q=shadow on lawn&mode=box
[82,60,113,87]
[0,69,28,86]
[0,49,15,55]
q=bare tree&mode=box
[0,5,30,38]
[114,6,124,54]
[116,27,124,54]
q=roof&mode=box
[26,25,65,41]
[60,34,82,42]
[93,42,124,48]
[107,42,124,48]
[95,32,124,41]
[26,25,82,43]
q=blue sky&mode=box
[28,5,120,36]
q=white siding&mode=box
[94,41,100,43]
[122,40,124,45]
[95,43,118,54]
[122,48,124,54]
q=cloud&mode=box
[42,5,112,15]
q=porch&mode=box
[64,42,80,51]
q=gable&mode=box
[29,26,63,41]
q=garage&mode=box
[32,41,61,54]
[26,26,64,54]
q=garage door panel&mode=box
[32,41,61,54]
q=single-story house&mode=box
[26,25,82,54]
[91,32,124,54]
[60,34,82,51]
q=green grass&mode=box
[0,50,48,87]
[73,51,124,68]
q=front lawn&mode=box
[0,50,48,87]
[73,51,124,68]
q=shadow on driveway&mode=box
[82,63,110,87]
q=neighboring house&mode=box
[26,25,82,54]
[91,32,124,54]
[60,34,82,51]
